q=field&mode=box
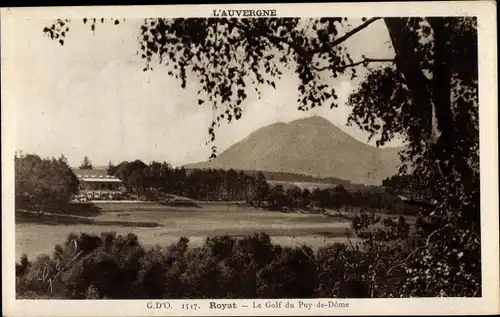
[15,202,411,261]
[267,180,381,192]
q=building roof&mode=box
[72,168,123,183]
[79,178,124,183]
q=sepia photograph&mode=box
[1,2,498,316]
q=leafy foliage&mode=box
[346,18,481,297]
[15,153,79,210]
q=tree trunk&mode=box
[383,18,456,176]
[427,18,456,174]
[383,18,434,138]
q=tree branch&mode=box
[233,17,383,60]
[312,57,394,72]
[326,17,382,50]
[52,250,84,280]
[386,224,450,275]
[341,253,356,269]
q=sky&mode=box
[11,17,398,167]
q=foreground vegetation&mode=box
[16,206,479,299]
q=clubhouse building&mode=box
[72,168,126,201]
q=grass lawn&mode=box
[15,202,411,261]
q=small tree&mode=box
[286,186,302,209]
[254,172,270,206]
[268,185,287,209]
[106,161,116,176]
[79,156,93,170]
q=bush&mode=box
[16,229,480,299]
[257,246,316,298]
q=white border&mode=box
[1,2,498,316]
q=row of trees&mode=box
[261,183,418,214]
[261,184,349,209]
[106,159,416,214]
[78,155,352,186]
[14,152,416,214]
[107,160,271,202]
[15,153,272,208]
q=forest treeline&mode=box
[14,154,416,215]
[108,159,416,214]
[108,160,267,202]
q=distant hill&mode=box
[258,170,351,185]
[186,116,402,185]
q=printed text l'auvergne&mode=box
[212,9,277,17]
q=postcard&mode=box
[1,2,498,316]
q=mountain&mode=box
[186,116,402,185]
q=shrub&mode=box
[15,229,480,299]
[257,246,316,298]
